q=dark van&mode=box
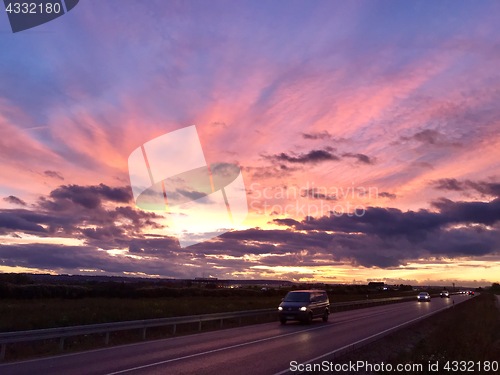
[278,290,330,324]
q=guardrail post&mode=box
[142,328,147,340]
[172,324,176,335]
[220,319,223,328]
[59,337,65,352]
[238,317,241,326]
[105,332,110,346]
[1,343,6,362]
[198,320,202,331]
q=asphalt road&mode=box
[0,294,471,375]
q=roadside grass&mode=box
[332,293,500,375]
[0,290,422,332]
[389,293,500,367]
[0,295,281,332]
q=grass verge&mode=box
[332,293,500,375]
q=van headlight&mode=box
[278,306,283,311]
[300,306,307,311]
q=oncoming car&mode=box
[440,290,450,298]
[278,290,329,324]
[417,292,431,302]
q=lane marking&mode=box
[272,303,455,375]
[0,298,463,371]
[105,324,331,374]
[105,302,443,374]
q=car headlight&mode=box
[300,306,307,311]
[278,306,283,311]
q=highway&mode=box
[0,294,470,375]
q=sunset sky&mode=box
[1,1,499,286]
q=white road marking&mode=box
[106,302,442,375]
[105,324,330,374]
[272,304,454,375]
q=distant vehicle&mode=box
[468,291,475,296]
[417,292,431,302]
[278,290,329,324]
[440,290,450,298]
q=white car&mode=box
[440,290,450,298]
[417,292,431,302]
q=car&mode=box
[468,290,475,296]
[440,290,450,298]
[278,290,329,324]
[417,292,431,302]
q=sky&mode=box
[0,0,499,287]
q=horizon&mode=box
[1,1,500,286]
[2,271,491,289]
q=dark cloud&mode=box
[41,183,132,210]
[301,188,337,201]
[272,149,340,164]
[0,184,162,250]
[44,170,64,180]
[265,147,375,167]
[432,178,500,197]
[379,192,397,199]
[433,178,463,191]
[244,164,299,179]
[432,198,500,226]
[0,209,47,234]
[399,129,461,147]
[3,195,26,206]
[302,131,332,140]
[269,197,500,267]
[341,152,375,165]
[0,243,190,279]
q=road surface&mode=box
[0,294,470,375]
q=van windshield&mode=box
[284,292,310,302]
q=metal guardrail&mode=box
[0,294,427,361]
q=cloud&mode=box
[432,178,500,198]
[269,197,500,267]
[0,183,163,250]
[0,209,48,234]
[3,195,27,206]
[44,170,64,180]
[302,131,333,140]
[379,192,397,199]
[399,129,461,147]
[341,152,375,165]
[431,198,500,226]
[40,183,132,210]
[0,243,190,279]
[301,188,337,201]
[270,149,340,164]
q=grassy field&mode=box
[0,295,280,332]
[0,289,422,332]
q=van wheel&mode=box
[322,311,329,322]
[280,318,287,325]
